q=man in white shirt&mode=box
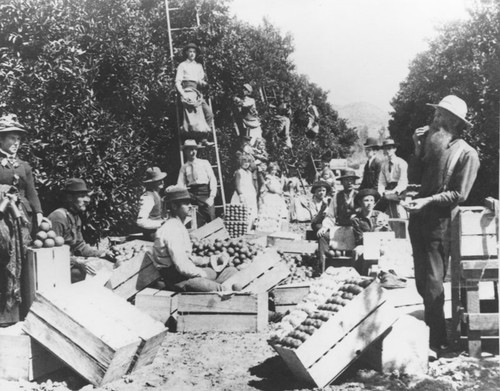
[175,43,213,128]
[152,186,236,292]
[136,167,167,240]
[376,138,408,218]
[177,139,217,226]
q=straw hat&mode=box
[143,167,167,183]
[0,114,26,134]
[181,139,201,150]
[426,95,471,126]
[381,138,399,148]
[164,185,194,205]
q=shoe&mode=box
[379,271,407,289]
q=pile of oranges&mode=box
[31,221,65,248]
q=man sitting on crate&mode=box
[177,139,217,227]
[48,179,115,283]
[350,189,391,275]
[315,170,359,273]
[152,185,238,292]
[406,95,479,358]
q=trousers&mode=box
[160,265,237,292]
[409,209,450,347]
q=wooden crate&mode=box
[272,239,317,255]
[189,217,230,242]
[360,315,429,376]
[222,248,290,293]
[23,283,167,386]
[0,333,65,381]
[272,283,311,314]
[177,292,268,332]
[273,282,397,388]
[105,248,160,300]
[23,246,71,311]
[135,288,178,327]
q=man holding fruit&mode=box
[48,178,115,282]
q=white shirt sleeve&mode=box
[394,158,408,194]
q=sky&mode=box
[230,0,472,112]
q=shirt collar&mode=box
[0,149,16,159]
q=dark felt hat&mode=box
[354,188,381,206]
[143,167,167,183]
[63,178,90,193]
[311,180,332,194]
[381,138,399,148]
[364,137,380,149]
[338,169,360,181]
[183,42,200,54]
[164,185,194,205]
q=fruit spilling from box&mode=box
[280,252,319,283]
[32,222,64,248]
[224,204,250,237]
[110,240,150,263]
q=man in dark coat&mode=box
[359,137,383,191]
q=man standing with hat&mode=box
[177,139,217,226]
[316,169,359,272]
[175,43,213,131]
[359,137,383,191]
[234,83,262,145]
[152,185,237,292]
[48,179,115,282]
[376,138,408,218]
[407,95,479,358]
[136,167,167,241]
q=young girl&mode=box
[231,153,258,226]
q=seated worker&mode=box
[316,169,359,273]
[309,181,332,235]
[234,84,262,145]
[351,189,391,275]
[136,167,167,241]
[377,138,408,218]
[177,139,217,226]
[48,179,115,283]
[152,186,238,292]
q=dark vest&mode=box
[146,191,163,220]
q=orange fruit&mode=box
[54,236,65,246]
[32,239,43,248]
[39,221,51,232]
[46,230,57,239]
[36,231,48,241]
[44,238,55,248]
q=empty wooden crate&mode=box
[23,283,167,386]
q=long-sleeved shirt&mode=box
[48,207,103,259]
[415,135,480,209]
[322,189,357,229]
[350,210,391,246]
[175,60,205,90]
[378,155,408,195]
[177,158,217,199]
[152,216,206,278]
[0,150,42,214]
[360,156,383,190]
[136,190,164,230]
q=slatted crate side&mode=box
[271,239,317,255]
[105,250,160,300]
[459,207,497,236]
[177,292,268,333]
[244,262,290,293]
[135,288,178,324]
[273,283,311,313]
[189,217,230,241]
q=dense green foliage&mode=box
[0,0,356,241]
[389,0,499,203]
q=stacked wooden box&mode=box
[23,283,167,386]
[272,282,311,314]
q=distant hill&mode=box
[334,102,390,139]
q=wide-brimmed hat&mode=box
[426,95,471,126]
[311,180,332,194]
[0,114,27,134]
[143,167,167,183]
[164,185,194,205]
[354,188,381,206]
[243,83,253,93]
[364,137,380,149]
[338,169,360,181]
[63,178,90,193]
[381,138,399,148]
[181,139,201,150]
[183,43,200,54]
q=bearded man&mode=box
[407,95,480,359]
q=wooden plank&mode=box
[105,251,161,299]
[177,292,260,313]
[244,262,290,293]
[134,329,168,370]
[29,339,65,380]
[135,289,178,324]
[460,235,498,258]
[388,219,408,239]
[267,232,302,246]
[460,208,497,236]
[467,313,499,331]
[307,302,397,388]
[273,283,311,305]
[177,313,262,332]
[100,341,139,384]
[272,240,317,254]
[222,249,281,289]
[0,334,31,380]
[461,260,498,280]
[189,218,229,241]
[273,345,315,384]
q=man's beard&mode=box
[423,122,454,161]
